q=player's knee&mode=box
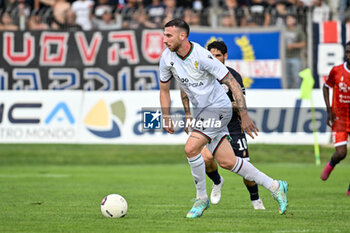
[217,159,234,170]
[336,147,347,160]
[184,145,201,158]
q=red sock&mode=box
[320,162,334,181]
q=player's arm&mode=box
[323,68,336,127]
[221,73,258,138]
[180,88,192,134]
[229,69,246,112]
[159,55,174,134]
[160,81,174,134]
[322,84,335,127]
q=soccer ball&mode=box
[100,194,128,218]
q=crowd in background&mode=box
[0,0,347,31]
[0,0,347,89]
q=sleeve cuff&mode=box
[219,71,230,82]
[160,76,173,83]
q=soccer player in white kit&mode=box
[159,18,288,218]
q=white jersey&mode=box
[159,42,231,116]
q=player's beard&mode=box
[167,41,181,52]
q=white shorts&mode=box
[193,106,232,153]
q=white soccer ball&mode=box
[100,194,128,218]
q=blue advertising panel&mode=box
[189,30,282,89]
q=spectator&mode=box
[270,0,289,26]
[0,11,19,30]
[93,0,114,17]
[193,0,203,11]
[221,0,248,27]
[284,14,306,88]
[145,0,166,27]
[312,0,330,23]
[6,0,31,27]
[27,10,49,29]
[120,0,143,28]
[189,10,201,26]
[50,0,71,29]
[299,0,313,6]
[93,8,122,30]
[247,0,271,26]
[56,10,82,31]
[183,9,202,26]
[71,0,94,30]
[164,0,182,19]
[339,0,350,22]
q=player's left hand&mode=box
[240,112,259,139]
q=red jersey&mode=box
[325,62,350,132]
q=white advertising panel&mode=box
[0,91,82,143]
[78,91,187,144]
[0,90,331,144]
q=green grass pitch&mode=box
[0,144,349,233]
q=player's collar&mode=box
[344,62,350,73]
[176,42,193,61]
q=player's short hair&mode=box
[207,41,228,55]
[164,18,190,37]
[346,41,350,47]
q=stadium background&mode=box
[1,1,350,233]
[0,19,347,144]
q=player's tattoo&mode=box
[180,88,191,115]
[222,74,247,112]
[190,135,201,139]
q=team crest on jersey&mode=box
[194,61,198,70]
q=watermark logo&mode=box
[143,110,161,129]
[142,109,223,131]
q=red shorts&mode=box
[332,131,349,147]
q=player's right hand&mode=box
[327,110,336,127]
[240,112,259,139]
[184,115,193,135]
[163,116,174,134]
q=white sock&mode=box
[187,154,208,200]
[231,157,278,193]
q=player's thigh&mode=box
[184,131,209,158]
[332,131,348,148]
[214,138,237,170]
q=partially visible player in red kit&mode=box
[321,41,350,196]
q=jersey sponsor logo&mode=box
[83,99,125,138]
[180,77,204,87]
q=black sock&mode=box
[206,170,221,185]
[329,157,339,167]
[246,184,259,201]
[348,184,350,192]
